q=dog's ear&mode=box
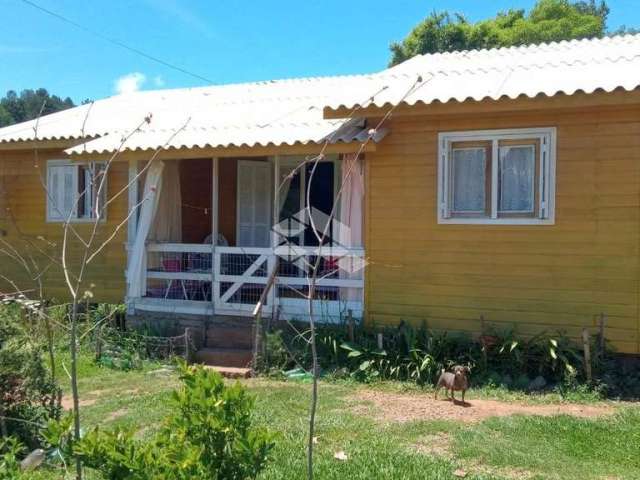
[464,366,471,374]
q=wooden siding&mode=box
[364,104,640,354]
[218,158,237,246]
[0,150,128,303]
[180,158,213,243]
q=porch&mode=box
[125,155,365,323]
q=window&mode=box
[438,128,555,224]
[46,160,106,222]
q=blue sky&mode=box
[1,0,637,103]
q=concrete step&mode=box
[194,347,253,368]
[206,326,254,350]
[203,365,252,379]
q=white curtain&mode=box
[148,160,182,242]
[452,147,486,212]
[338,153,364,302]
[127,160,165,298]
[499,145,535,213]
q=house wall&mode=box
[218,158,237,246]
[364,103,640,354]
[0,149,128,303]
[179,158,213,243]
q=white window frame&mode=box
[438,127,556,225]
[46,159,108,223]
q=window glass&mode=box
[47,161,106,222]
[451,147,486,213]
[499,145,535,214]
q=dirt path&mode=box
[351,389,617,424]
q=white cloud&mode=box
[114,72,146,95]
[153,75,165,87]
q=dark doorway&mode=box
[304,162,334,246]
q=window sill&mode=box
[438,217,555,226]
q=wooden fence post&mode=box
[377,332,383,350]
[582,328,592,383]
[95,324,103,362]
[184,327,191,363]
[347,309,354,342]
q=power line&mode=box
[19,0,215,84]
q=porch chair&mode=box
[162,257,189,300]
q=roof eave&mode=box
[66,140,380,162]
[0,138,85,152]
[323,88,640,119]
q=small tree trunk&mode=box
[69,301,83,480]
[307,283,318,480]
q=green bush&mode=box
[0,305,61,449]
[46,361,274,479]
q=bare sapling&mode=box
[22,103,191,479]
[272,76,428,479]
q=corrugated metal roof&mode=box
[1,34,639,154]
[325,34,640,110]
[0,74,385,154]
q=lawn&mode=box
[36,355,640,480]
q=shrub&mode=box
[267,320,597,392]
[46,361,274,479]
[0,305,61,449]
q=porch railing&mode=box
[138,243,365,321]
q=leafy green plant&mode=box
[0,436,24,479]
[340,342,389,382]
[48,361,275,479]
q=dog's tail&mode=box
[440,368,445,375]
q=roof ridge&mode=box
[106,71,377,100]
[404,33,640,63]
[399,52,640,77]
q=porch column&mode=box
[270,155,280,313]
[211,157,219,314]
[211,157,219,244]
[127,159,139,244]
[271,155,280,248]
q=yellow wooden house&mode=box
[1,34,640,355]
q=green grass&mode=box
[35,356,640,480]
[454,410,640,480]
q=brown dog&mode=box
[434,365,470,403]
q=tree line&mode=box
[389,0,636,66]
[0,89,75,128]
